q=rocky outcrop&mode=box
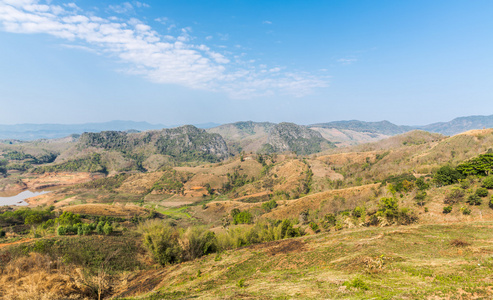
[263,122,334,155]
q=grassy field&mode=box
[112,221,493,299]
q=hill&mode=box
[3,128,493,299]
[0,121,222,141]
[421,114,493,135]
[310,120,413,135]
[207,121,275,153]
[261,122,335,155]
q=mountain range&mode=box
[1,114,493,144]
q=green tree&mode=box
[434,166,464,186]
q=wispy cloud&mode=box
[0,0,328,98]
[262,20,272,25]
[337,58,357,65]
[108,2,133,14]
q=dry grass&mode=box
[450,238,471,247]
[61,203,148,217]
[0,252,92,299]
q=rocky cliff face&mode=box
[264,122,334,155]
[78,125,229,162]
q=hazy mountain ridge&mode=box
[0,121,221,140]
[421,114,493,135]
[77,125,229,163]
[264,122,335,155]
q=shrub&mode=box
[397,208,418,225]
[482,176,493,189]
[476,188,489,197]
[81,223,92,235]
[102,222,113,235]
[139,220,182,266]
[344,278,369,291]
[233,211,253,225]
[415,192,427,206]
[95,221,105,234]
[0,228,5,238]
[460,179,471,189]
[489,197,493,209]
[434,166,464,186]
[57,225,67,236]
[444,188,465,204]
[309,222,319,232]
[467,194,482,205]
[279,219,302,238]
[261,199,278,212]
[415,177,429,190]
[323,213,336,227]
[352,206,365,218]
[237,278,245,288]
[443,206,453,214]
[181,227,217,261]
[377,197,399,221]
[461,207,472,215]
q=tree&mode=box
[0,159,7,176]
[434,166,464,186]
[482,176,493,189]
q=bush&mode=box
[102,222,113,235]
[233,211,253,225]
[95,221,105,234]
[352,206,365,218]
[489,196,493,209]
[309,222,319,232]
[482,176,493,189]
[344,278,369,291]
[261,199,278,212]
[57,225,67,236]
[397,208,418,225]
[415,177,429,190]
[181,227,217,261]
[377,197,399,221]
[0,228,5,238]
[461,207,472,215]
[467,194,482,205]
[139,220,182,266]
[443,206,453,214]
[444,188,465,204]
[460,179,471,189]
[415,191,427,206]
[476,188,489,197]
[434,166,464,186]
[279,219,302,238]
[323,213,337,228]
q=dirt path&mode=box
[0,238,36,249]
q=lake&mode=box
[0,190,50,206]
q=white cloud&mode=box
[134,2,149,8]
[262,20,272,25]
[108,2,133,14]
[337,58,357,65]
[0,0,328,98]
[154,17,167,24]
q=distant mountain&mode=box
[207,121,275,153]
[77,125,229,162]
[262,122,335,155]
[0,121,222,140]
[310,120,413,135]
[421,115,493,136]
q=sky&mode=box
[0,0,492,126]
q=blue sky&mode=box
[0,0,492,126]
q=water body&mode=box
[0,190,50,206]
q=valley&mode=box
[1,122,493,299]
